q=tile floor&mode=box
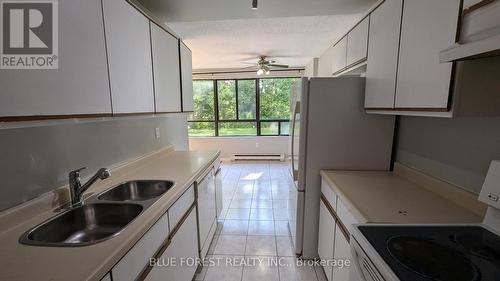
[194,161,326,281]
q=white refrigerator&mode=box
[288,77,395,258]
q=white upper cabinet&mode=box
[0,0,111,118]
[394,0,460,109]
[331,37,347,74]
[364,0,403,109]
[346,17,369,67]
[179,42,194,112]
[150,22,182,113]
[102,0,155,114]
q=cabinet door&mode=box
[179,42,194,112]
[318,201,335,281]
[346,17,369,67]
[332,225,351,281]
[331,37,347,74]
[0,0,111,117]
[364,0,403,109]
[102,0,154,114]
[112,213,169,281]
[394,0,460,109]
[197,169,217,253]
[145,209,199,281]
[150,22,182,113]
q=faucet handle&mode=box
[69,167,87,178]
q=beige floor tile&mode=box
[220,220,249,235]
[226,208,251,220]
[274,220,291,236]
[249,208,274,220]
[248,220,275,236]
[251,199,273,209]
[242,256,280,281]
[245,235,277,256]
[214,235,247,255]
[203,256,244,281]
[276,236,295,257]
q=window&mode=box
[188,77,299,137]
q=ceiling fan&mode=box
[241,56,290,75]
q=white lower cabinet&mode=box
[145,208,199,281]
[318,200,335,281]
[112,213,169,281]
[197,168,217,259]
[332,226,351,281]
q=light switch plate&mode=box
[479,160,500,209]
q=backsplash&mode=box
[0,114,188,211]
[396,116,500,194]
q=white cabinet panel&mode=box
[180,42,194,112]
[112,213,169,281]
[150,22,182,113]
[394,0,460,109]
[102,0,154,114]
[321,180,337,212]
[331,37,347,74]
[332,226,351,281]
[337,200,360,234]
[168,185,195,231]
[145,209,198,281]
[318,201,335,281]
[346,17,369,67]
[364,0,403,109]
[197,168,217,254]
[0,0,111,117]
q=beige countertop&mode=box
[320,163,486,225]
[0,148,219,281]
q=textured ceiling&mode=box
[138,0,375,70]
[169,15,363,70]
[139,0,374,22]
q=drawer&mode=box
[168,185,195,231]
[337,199,360,233]
[321,179,337,211]
[112,212,169,281]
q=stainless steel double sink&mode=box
[19,180,174,247]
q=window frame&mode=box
[188,77,298,137]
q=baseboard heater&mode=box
[231,153,285,161]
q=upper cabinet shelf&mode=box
[0,0,194,121]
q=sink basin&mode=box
[20,203,142,246]
[98,180,174,202]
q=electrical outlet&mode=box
[155,127,160,139]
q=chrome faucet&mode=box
[69,167,111,206]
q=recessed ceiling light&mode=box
[252,0,258,10]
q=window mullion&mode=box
[214,80,219,136]
[256,78,261,136]
[235,80,239,121]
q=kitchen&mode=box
[0,0,500,281]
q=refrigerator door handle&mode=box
[290,101,300,181]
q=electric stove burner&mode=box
[452,233,500,261]
[387,236,479,281]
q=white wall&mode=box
[317,44,335,77]
[189,136,289,159]
[304,58,319,77]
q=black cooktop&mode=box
[358,226,500,281]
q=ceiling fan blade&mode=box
[268,64,289,68]
[240,65,258,69]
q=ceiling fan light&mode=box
[257,68,264,75]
